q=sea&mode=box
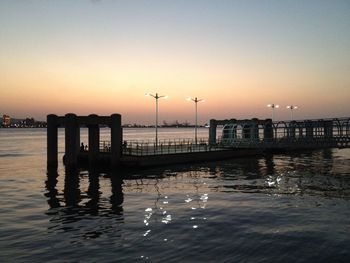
[0,127,349,262]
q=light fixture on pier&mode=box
[286,105,298,120]
[145,93,168,147]
[186,97,205,144]
[267,104,279,121]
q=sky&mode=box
[0,0,349,124]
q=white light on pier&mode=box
[287,105,298,120]
[267,103,279,121]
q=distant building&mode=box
[25,118,35,127]
[2,115,11,127]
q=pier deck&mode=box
[79,147,263,168]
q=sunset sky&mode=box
[1,0,349,124]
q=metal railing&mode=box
[217,135,350,149]
[100,138,226,156]
[100,141,111,152]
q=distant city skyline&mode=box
[0,0,349,124]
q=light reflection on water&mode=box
[38,149,350,261]
[0,129,350,262]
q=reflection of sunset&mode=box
[1,1,349,124]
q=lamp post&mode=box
[267,103,279,121]
[287,105,298,120]
[145,93,168,147]
[187,97,205,144]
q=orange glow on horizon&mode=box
[1,1,349,123]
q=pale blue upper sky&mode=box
[1,0,349,122]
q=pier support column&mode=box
[88,114,100,164]
[47,114,58,170]
[209,119,217,145]
[264,119,273,141]
[65,113,79,168]
[110,114,122,168]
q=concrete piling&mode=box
[88,114,100,165]
[47,114,58,169]
[47,113,123,170]
[110,114,122,168]
[65,113,80,168]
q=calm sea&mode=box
[0,128,349,262]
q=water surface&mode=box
[0,128,349,262]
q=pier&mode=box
[47,114,350,170]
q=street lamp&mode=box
[287,105,298,120]
[187,97,205,144]
[267,103,279,121]
[145,93,168,147]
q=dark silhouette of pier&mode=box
[46,114,350,170]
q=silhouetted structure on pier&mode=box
[47,113,122,169]
[209,117,350,149]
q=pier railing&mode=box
[100,138,225,156]
[98,117,350,155]
[217,136,350,149]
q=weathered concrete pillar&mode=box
[88,114,100,164]
[264,119,273,140]
[209,119,217,145]
[110,114,122,168]
[47,114,58,169]
[65,113,79,168]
